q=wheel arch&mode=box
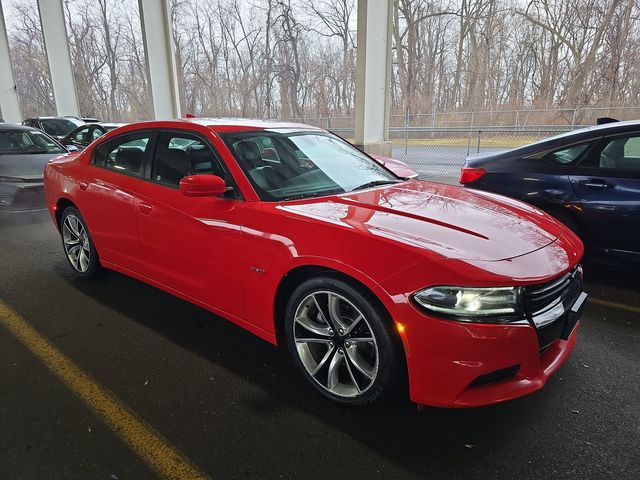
[54,197,78,231]
[273,263,410,400]
[273,264,404,349]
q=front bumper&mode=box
[0,182,46,212]
[396,287,586,408]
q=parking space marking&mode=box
[589,297,640,315]
[0,300,209,480]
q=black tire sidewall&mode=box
[60,207,100,278]
[284,276,403,406]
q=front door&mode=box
[135,130,245,317]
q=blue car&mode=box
[460,119,640,263]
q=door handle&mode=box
[139,202,152,215]
[79,181,88,191]
[579,179,611,189]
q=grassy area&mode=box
[389,136,541,148]
[343,136,542,148]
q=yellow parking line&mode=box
[0,300,209,480]
[588,297,640,315]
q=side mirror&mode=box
[179,174,227,197]
[66,144,79,152]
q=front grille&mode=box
[523,266,581,316]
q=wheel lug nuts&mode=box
[338,329,344,335]
[338,348,344,355]
[344,341,350,348]
[329,341,334,348]
[328,329,334,335]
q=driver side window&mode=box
[151,132,227,188]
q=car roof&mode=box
[543,118,640,139]
[96,118,323,138]
[186,117,321,131]
[0,123,40,132]
[25,116,71,120]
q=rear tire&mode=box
[284,276,404,406]
[60,207,100,278]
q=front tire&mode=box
[60,207,100,278]
[284,276,403,406]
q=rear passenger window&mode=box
[100,134,150,176]
[152,132,226,187]
[544,144,590,165]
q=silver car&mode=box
[0,124,71,212]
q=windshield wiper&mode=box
[279,189,344,202]
[351,180,402,191]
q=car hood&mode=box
[280,180,562,261]
[0,153,61,180]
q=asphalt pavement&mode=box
[1,211,639,480]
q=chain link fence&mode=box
[284,106,640,178]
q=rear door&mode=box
[135,129,245,317]
[77,131,154,270]
[569,132,640,257]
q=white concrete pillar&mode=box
[138,0,181,120]
[354,0,393,156]
[37,0,80,117]
[0,3,21,123]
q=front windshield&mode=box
[0,130,66,155]
[221,130,400,201]
[40,118,82,137]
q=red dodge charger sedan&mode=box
[44,119,587,407]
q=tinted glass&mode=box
[152,133,225,187]
[102,134,150,176]
[0,130,66,155]
[74,127,91,142]
[600,135,640,171]
[93,142,109,166]
[544,144,590,165]
[40,118,83,136]
[220,131,398,201]
[92,128,104,140]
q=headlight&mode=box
[413,286,522,321]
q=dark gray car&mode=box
[0,124,69,212]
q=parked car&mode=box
[460,119,640,263]
[44,118,586,407]
[0,124,70,212]
[22,116,87,139]
[369,154,418,178]
[60,123,126,151]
